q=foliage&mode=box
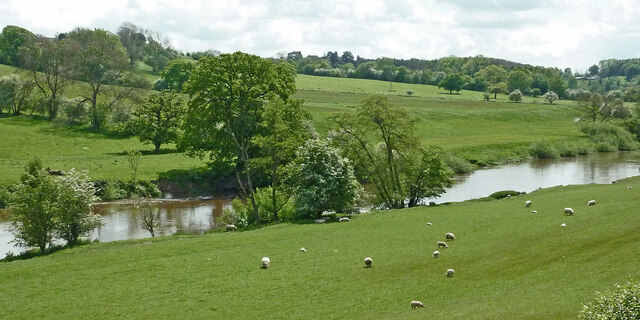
[0,25,35,66]
[406,89,414,96]
[483,92,490,101]
[126,150,142,182]
[53,169,102,245]
[579,278,640,320]
[489,190,520,200]
[542,91,559,104]
[116,22,147,67]
[405,146,454,207]
[580,122,639,151]
[508,89,523,103]
[507,69,533,93]
[286,138,361,218]
[529,139,559,159]
[438,73,464,94]
[181,51,296,223]
[132,90,185,152]
[160,59,194,92]
[0,74,35,115]
[220,198,250,227]
[488,82,507,99]
[254,186,295,223]
[136,203,160,237]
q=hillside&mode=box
[1,177,638,319]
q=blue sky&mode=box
[1,0,639,72]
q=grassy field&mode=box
[1,176,638,319]
[1,67,587,185]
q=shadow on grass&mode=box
[1,239,97,263]
[108,148,182,156]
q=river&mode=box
[1,152,638,258]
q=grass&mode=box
[1,67,588,185]
[1,176,639,319]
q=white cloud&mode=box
[1,0,640,71]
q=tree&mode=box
[406,89,414,97]
[133,90,185,152]
[181,51,296,223]
[0,25,35,66]
[126,150,141,182]
[9,167,58,254]
[252,96,311,222]
[0,74,35,115]
[508,89,523,103]
[474,65,507,86]
[286,138,361,218]
[340,51,355,65]
[136,203,160,237]
[405,147,453,207]
[438,73,464,94]
[21,38,72,119]
[579,278,640,320]
[579,93,604,121]
[325,51,339,67]
[488,82,508,99]
[547,75,567,98]
[160,59,194,92]
[54,169,101,246]
[143,34,175,73]
[588,64,599,76]
[330,95,418,209]
[542,91,559,104]
[66,28,130,128]
[286,51,302,61]
[507,69,533,93]
[117,22,147,67]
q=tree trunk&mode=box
[155,143,161,153]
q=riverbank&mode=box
[1,174,639,319]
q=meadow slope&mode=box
[1,177,639,319]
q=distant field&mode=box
[1,176,638,319]
[1,67,587,185]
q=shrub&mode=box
[579,278,640,320]
[443,153,476,174]
[254,186,296,223]
[489,190,519,200]
[530,88,541,97]
[220,198,249,227]
[508,89,523,103]
[483,92,490,101]
[575,141,592,155]
[542,91,559,104]
[529,139,559,159]
[580,122,639,151]
[406,89,414,97]
[555,141,577,157]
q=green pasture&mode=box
[1,177,638,319]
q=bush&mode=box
[489,190,519,200]
[581,122,639,151]
[555,141,577,157]
[575,141,593,155]
[220,198,249,227]
[0,186,10,209]
[254,186,296,223]
[443,153,476,174]
[579,278,640,320]
[529,139,559,159]
[483,92,490,101]
[508,89,523,103]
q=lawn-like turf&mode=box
[1,177,639,319]
[1,68,587,185]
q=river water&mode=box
[1,152,638,258]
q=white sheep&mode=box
[364,257,373,267]
[427,222,432,226]
[410,300,425,309]
[315,219,326,224]
[564,208,574,216]
[437,241,449,249]
[300,247,307,252]
[226,224,237,231]
[587,200,596,206]
[506,194,511,199]
[628,186,633,189]
[432,250,440,258]
[445,232,455,241]
[339,217,350,222]
[446,268,455,277]
[261,257,270,269]
[525,200,532,207]
[531,210,537,214]
[560,223,566,227]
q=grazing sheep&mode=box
[445,232,455,241]
[446,268,455,277]
[507,194,511,199]
[531,210,537,214]
[364,257,373,267]
[628,186,633,189]
[560,223,566,227]
[427,222,432,226]
[300,247,306,252]
[432,250,440,258]
[410,301,425,309]
[588,200,596,206]
[437,241,449,249]
[564,208,574,216]
[339,217,350,222]
[525,200,532,207]
[226,224,237,231]
[261,257,270,269]
[315,219,326,224]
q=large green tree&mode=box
[133,90,185,152]
[117,22,147,67]
[160,59,194,92]
[54,169,102,246]
[0,25,35,66]
[330,95,452,209]
[181,51,296,222]
[507,69,533,93]
[66,28,130,128]
[438,73,464,94]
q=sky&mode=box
[1,0,639,72]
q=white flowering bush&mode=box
[579,278,640,320]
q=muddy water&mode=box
[1,152,638,258]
